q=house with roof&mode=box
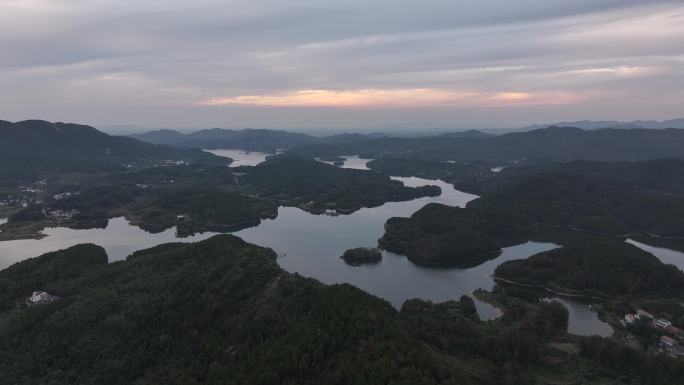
[636,309,654,320]
[27,291,57,306]
[655,318,672,329]
[661,335,679,349]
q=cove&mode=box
[203,149,277,167]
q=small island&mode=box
[340,247,382,266]
[379,203,536,266]
[239,155,442,215]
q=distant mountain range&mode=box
[290,125,684,164]
[129,118,684,149]
[129,127,494,150]
[521,118,684,131]
[436,129,495,139]
[129,128,396,150]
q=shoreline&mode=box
[491,276,618,303]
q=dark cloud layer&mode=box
[1,0,682,131]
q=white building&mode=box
[30,291,50,303]
[655,319,673,329]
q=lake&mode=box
[626,238,684,271]
[542,297,614,337]
[2,152,682,337]
[203,149,281,167]
[0,217,218,269]
[316,155,371,170]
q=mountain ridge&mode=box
[0,120,225,184]
[521,118,684,131]
[289,125,684,164]
[130,127,490,150]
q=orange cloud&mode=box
[199,88,579,108]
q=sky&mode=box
[1,0,683,132]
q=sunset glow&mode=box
[200,89,580,108]
[0,0,682,129]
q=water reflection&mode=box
[0,217,217,269]
[317,155,372,170]
[236,212,554,320]
[233,177,508,320]
[543,297,614,337]
[203,149,277,167]
[627,239,684,272]
[2,151,683,336]
[338,155,371,170]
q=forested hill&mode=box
[0,120,225,183]
[469,171,684,237]
[289,126,684,164]
[0,235,494,384]
[495,239,684,298]
[0,244,107,311]
[237,155,440,213]
[367,157,684,238]
[2,235,683,384]
[482,158,684,196]
[380,203,536,266]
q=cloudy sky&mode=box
[1,0,683,132]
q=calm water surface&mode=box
[626,239,684,271]
[337,155,371,170]
[0,217,217,269]
[2,153,681,336]
[542,297,614,337]
[204,149,277,166]
[317,155,372,170]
